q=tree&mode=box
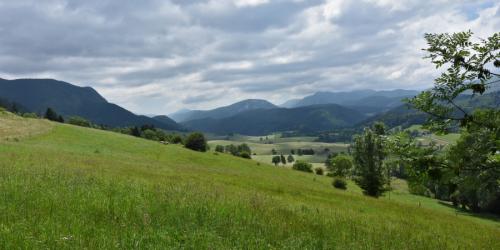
[292,161,313,173]
[280,154,286,165]
[387,131,444,196]
[184,132,208,152]
[406,31,500,213]
[130,126,141,137]
[287,154,295,163]
[215,145,225,153]
[328,154,353,178]
[352,127,387,197]
[446,110,500,213]
[142,129,159,141]
[44,108,60,122]
[271,148,277,155]
[272,156,281,166]
[290,149,295,155]
[408,31,499,131]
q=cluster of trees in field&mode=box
[271,154,295,166]
[214,143,252,159]
[272,148,315,156]
[337,31,500,214]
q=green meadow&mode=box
[1,111,499,249]
[209,135,349,167]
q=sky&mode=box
[0,0,499,114]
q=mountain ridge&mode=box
[170,99,277,122]
[0,78,183,131]
[182,103,366,135]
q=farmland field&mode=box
[209,135,349,167]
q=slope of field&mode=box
[0,111,499,249]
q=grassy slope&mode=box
[0,112,499,249]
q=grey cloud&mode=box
[0,0,498,114]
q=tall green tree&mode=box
[446,110,500,213]
[406,31,500,213]
[44,108,57,121]
[352,126,387,197]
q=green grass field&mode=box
[406,125,460,146]
[1,111,499,249]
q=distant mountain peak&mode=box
[169,99,277,123]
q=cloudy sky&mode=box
[0,0,499,114]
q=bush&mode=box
[239,151,251,159]
[21,113,39,118]
[292,161,313,173]
[215,145,225,153]
[172,135,183,144]
[328,154,353,177]
[68,116,92,127]
[314,168,324,175]
[184,132,208,152]
[332,178,347,190]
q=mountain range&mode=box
[0,78,183,131]
[182,104,366,135]
[4,77,495,136]
[280,89,419,108]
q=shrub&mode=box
[172,135,183,144]
[215,145,225,153]
[22,113,39,118]
[292,161,313,173]
[68,116,92,127]
[314,168,324,175]
[184,132,208,152]
[332,178,347,190]
[328,154,353,177]
[240,151,251,159]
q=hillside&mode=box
[0,78,183,131]
[183,104,366,135]
[359,90,500,129]
[0,111,498,248]
[282,89,418,108]
[169,99,277,122]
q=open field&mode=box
[209,136,349,167]
[1,112,499,249]
[406,125,460,146]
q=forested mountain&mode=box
[182,104,366,135]
[0,78,183,130]
[169,99,277,122]
[358,90,500,129]
[281,89,418,109]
